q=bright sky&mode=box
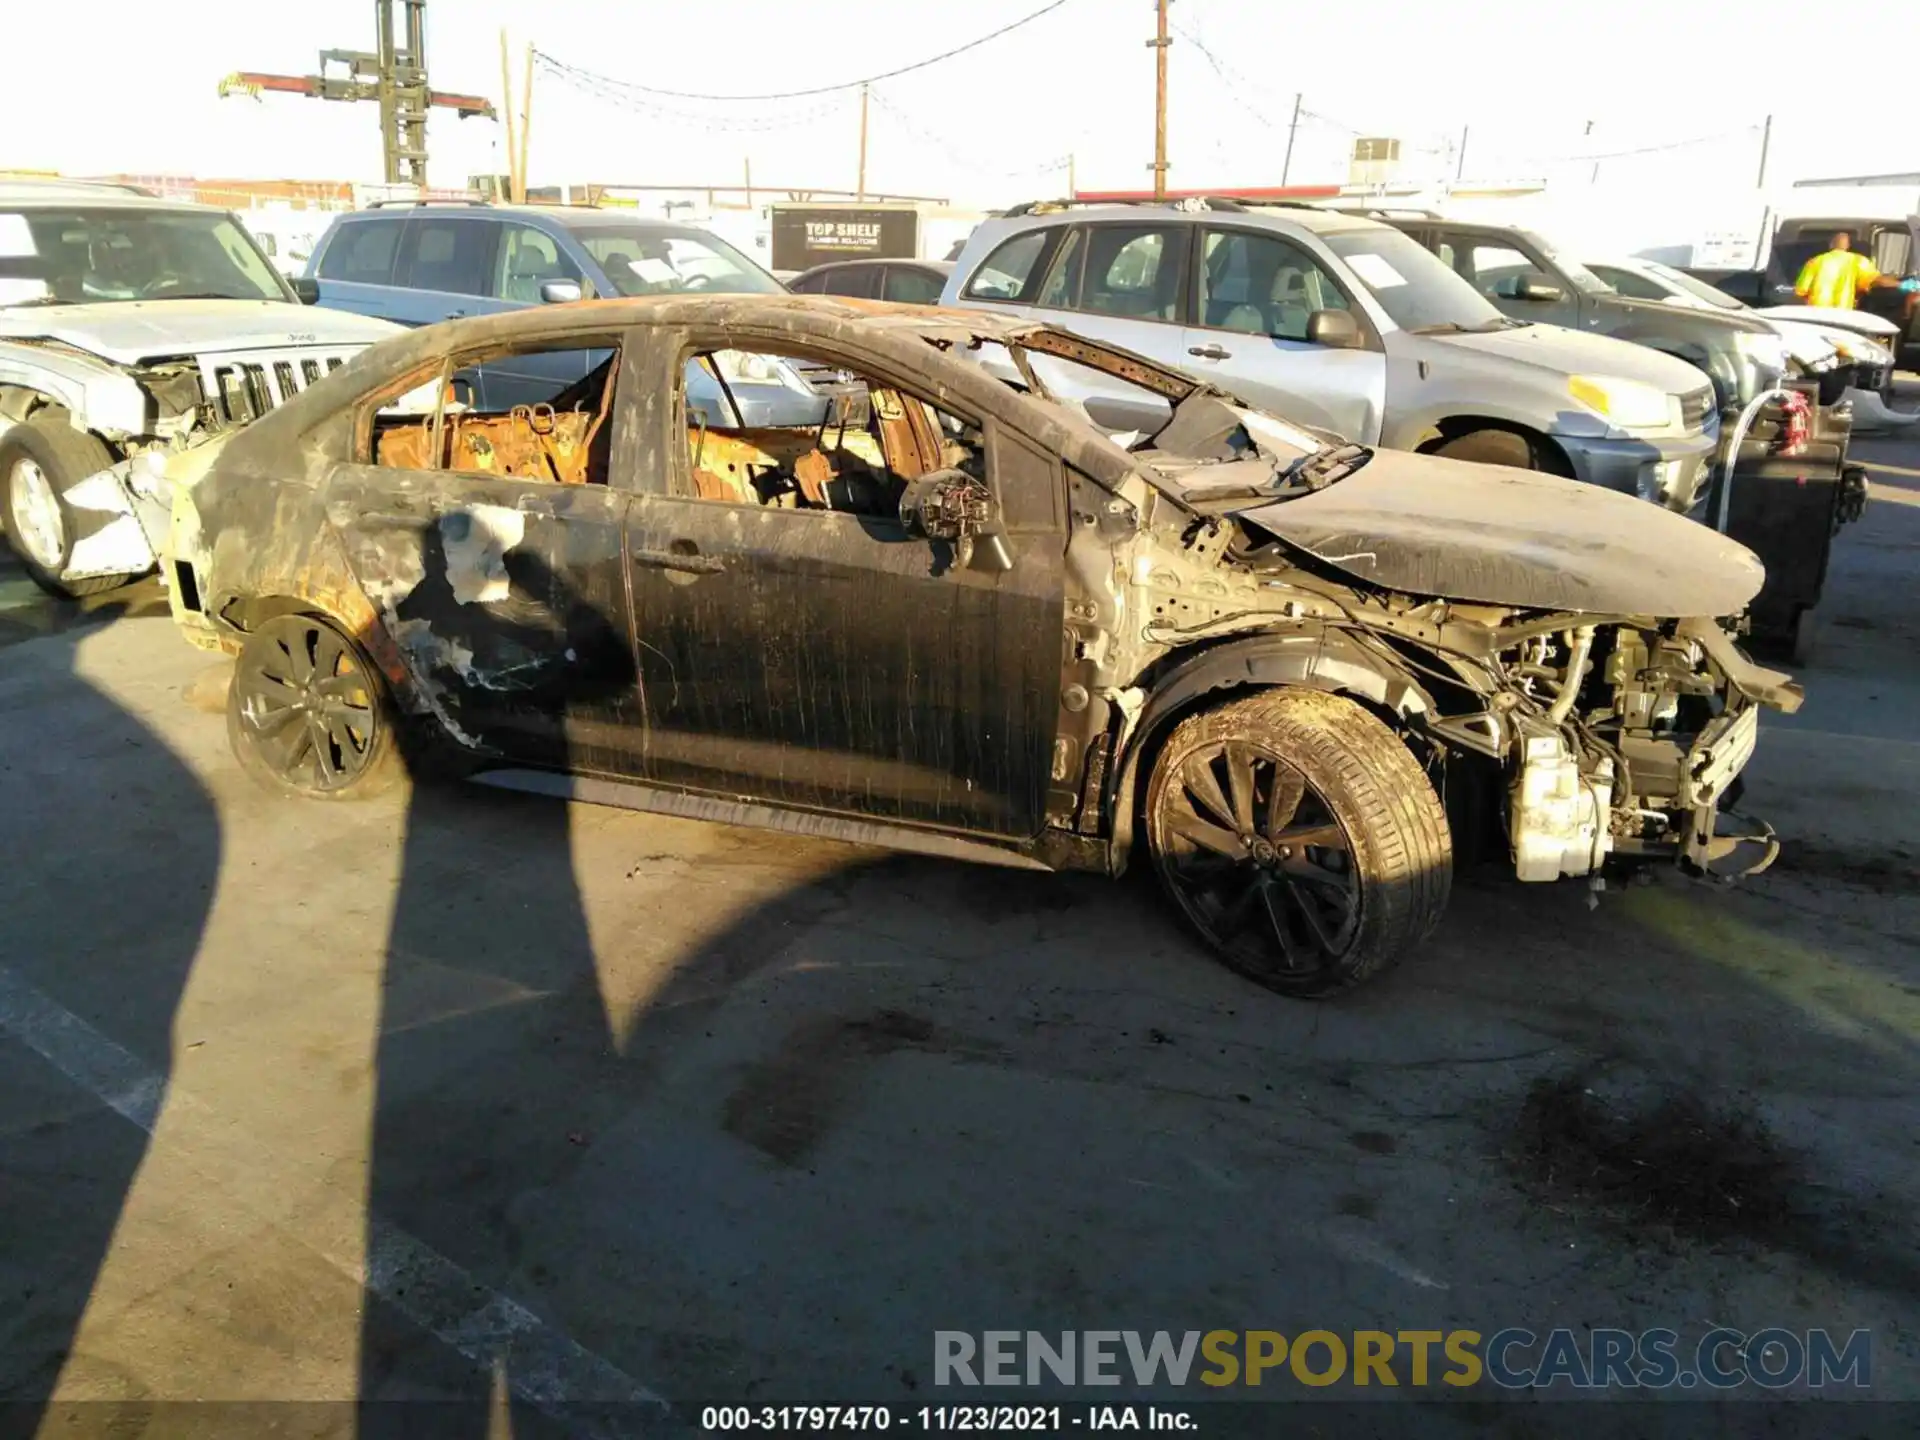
[6,0,1914,206]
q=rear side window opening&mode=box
[317,217,405,285]
[963,230,1052,302]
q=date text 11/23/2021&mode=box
[701,1405,1194,1431]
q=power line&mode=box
[1518,124,1762,166]
[533,0,1074,103]
[865,90,1073,181]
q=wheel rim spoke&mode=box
[1181,755,1236,828]
[1273,819,1343,849]
[1224,741,1258,835]
[1280,874,1341,952]
[237,617,381,789]
[1259,880,1306,970]
[1168,802,1248,860]
[1265,767,1305,838]
[1279,854,1350,890]
[9,459,66,569]
[1158,736,1362,980]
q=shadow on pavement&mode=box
[0,595,222,1423]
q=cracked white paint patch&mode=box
[441,505,525,605]
[362,545,426,612]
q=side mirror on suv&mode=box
[1306,309,1363,349]
[1514,277,1565,303]
[540,279,585,305]
[290,276,320,305]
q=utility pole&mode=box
[1455,124,1468,181]
[1148,0,1170,198]
[1280,92,1301,185]
[1756,113,1773,189]
[744,156,753,209]
[518,42,534,201]
[856,83,870,201]
[1068,153,1076,200]
[498,30,519,201]
[219,1,494,190]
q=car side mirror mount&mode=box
[1305,308,1362,349]
[1515,277,1564,303]
[898,468,1012,573]
[540,279,584,305]
[290,276,320,305]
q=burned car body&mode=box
[173,296,1800,997]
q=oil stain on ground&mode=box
[1507,1073,1803,1243]
[723,1010,1001,1166]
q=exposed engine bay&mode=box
[1049,384,1802,884]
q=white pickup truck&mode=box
[0,181,400,598]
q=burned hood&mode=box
[1234,448,1766,618]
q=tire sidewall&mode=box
[227,615,403,801]
[1144,689,1449,997]
[1147,720,1375,984]
[0,429,77,591]
[1434,429,1537,470]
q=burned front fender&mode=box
[1104,626,1440,871]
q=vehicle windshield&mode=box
[1520,230,1610,295]
[566,226,785,298]
[1320,228,1509,332]
[0,206,290,306]
[1642,260,1747,311]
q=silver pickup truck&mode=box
[0,181,399,598]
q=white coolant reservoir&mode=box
[1510,734,1614,882]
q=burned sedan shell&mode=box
[176,293,1803,997]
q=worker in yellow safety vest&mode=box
[1794,230,1919,310]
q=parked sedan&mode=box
[788,258,953,305]
[168,296,1799,998]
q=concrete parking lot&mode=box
[3,418,1919,1434]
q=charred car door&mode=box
[326,331,646,775]
[623,328,1067,838]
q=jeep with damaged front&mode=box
[173,297,1801,997]
[0,181,400,597]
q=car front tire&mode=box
[0,416,137,599]
[1145,688,1452,998]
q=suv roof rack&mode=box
[0,177,159,199]
[1311,202,1444,220]
[999,195,1251,217]
[363,197,492,209]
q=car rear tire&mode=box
[228,613,402,800]
[0,416,137,598]
[1145,688,1452,998]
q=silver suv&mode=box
[0,181,400,598]
[942,198,1719,511]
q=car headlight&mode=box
[713,349,811,393]
[1734,329,1790,383]
[1568,374,1678,430]
[1833,335,1892,366]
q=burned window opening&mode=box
[368,345,622,487]
[678,345,987,520]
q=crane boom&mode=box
[219,2,495,188]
